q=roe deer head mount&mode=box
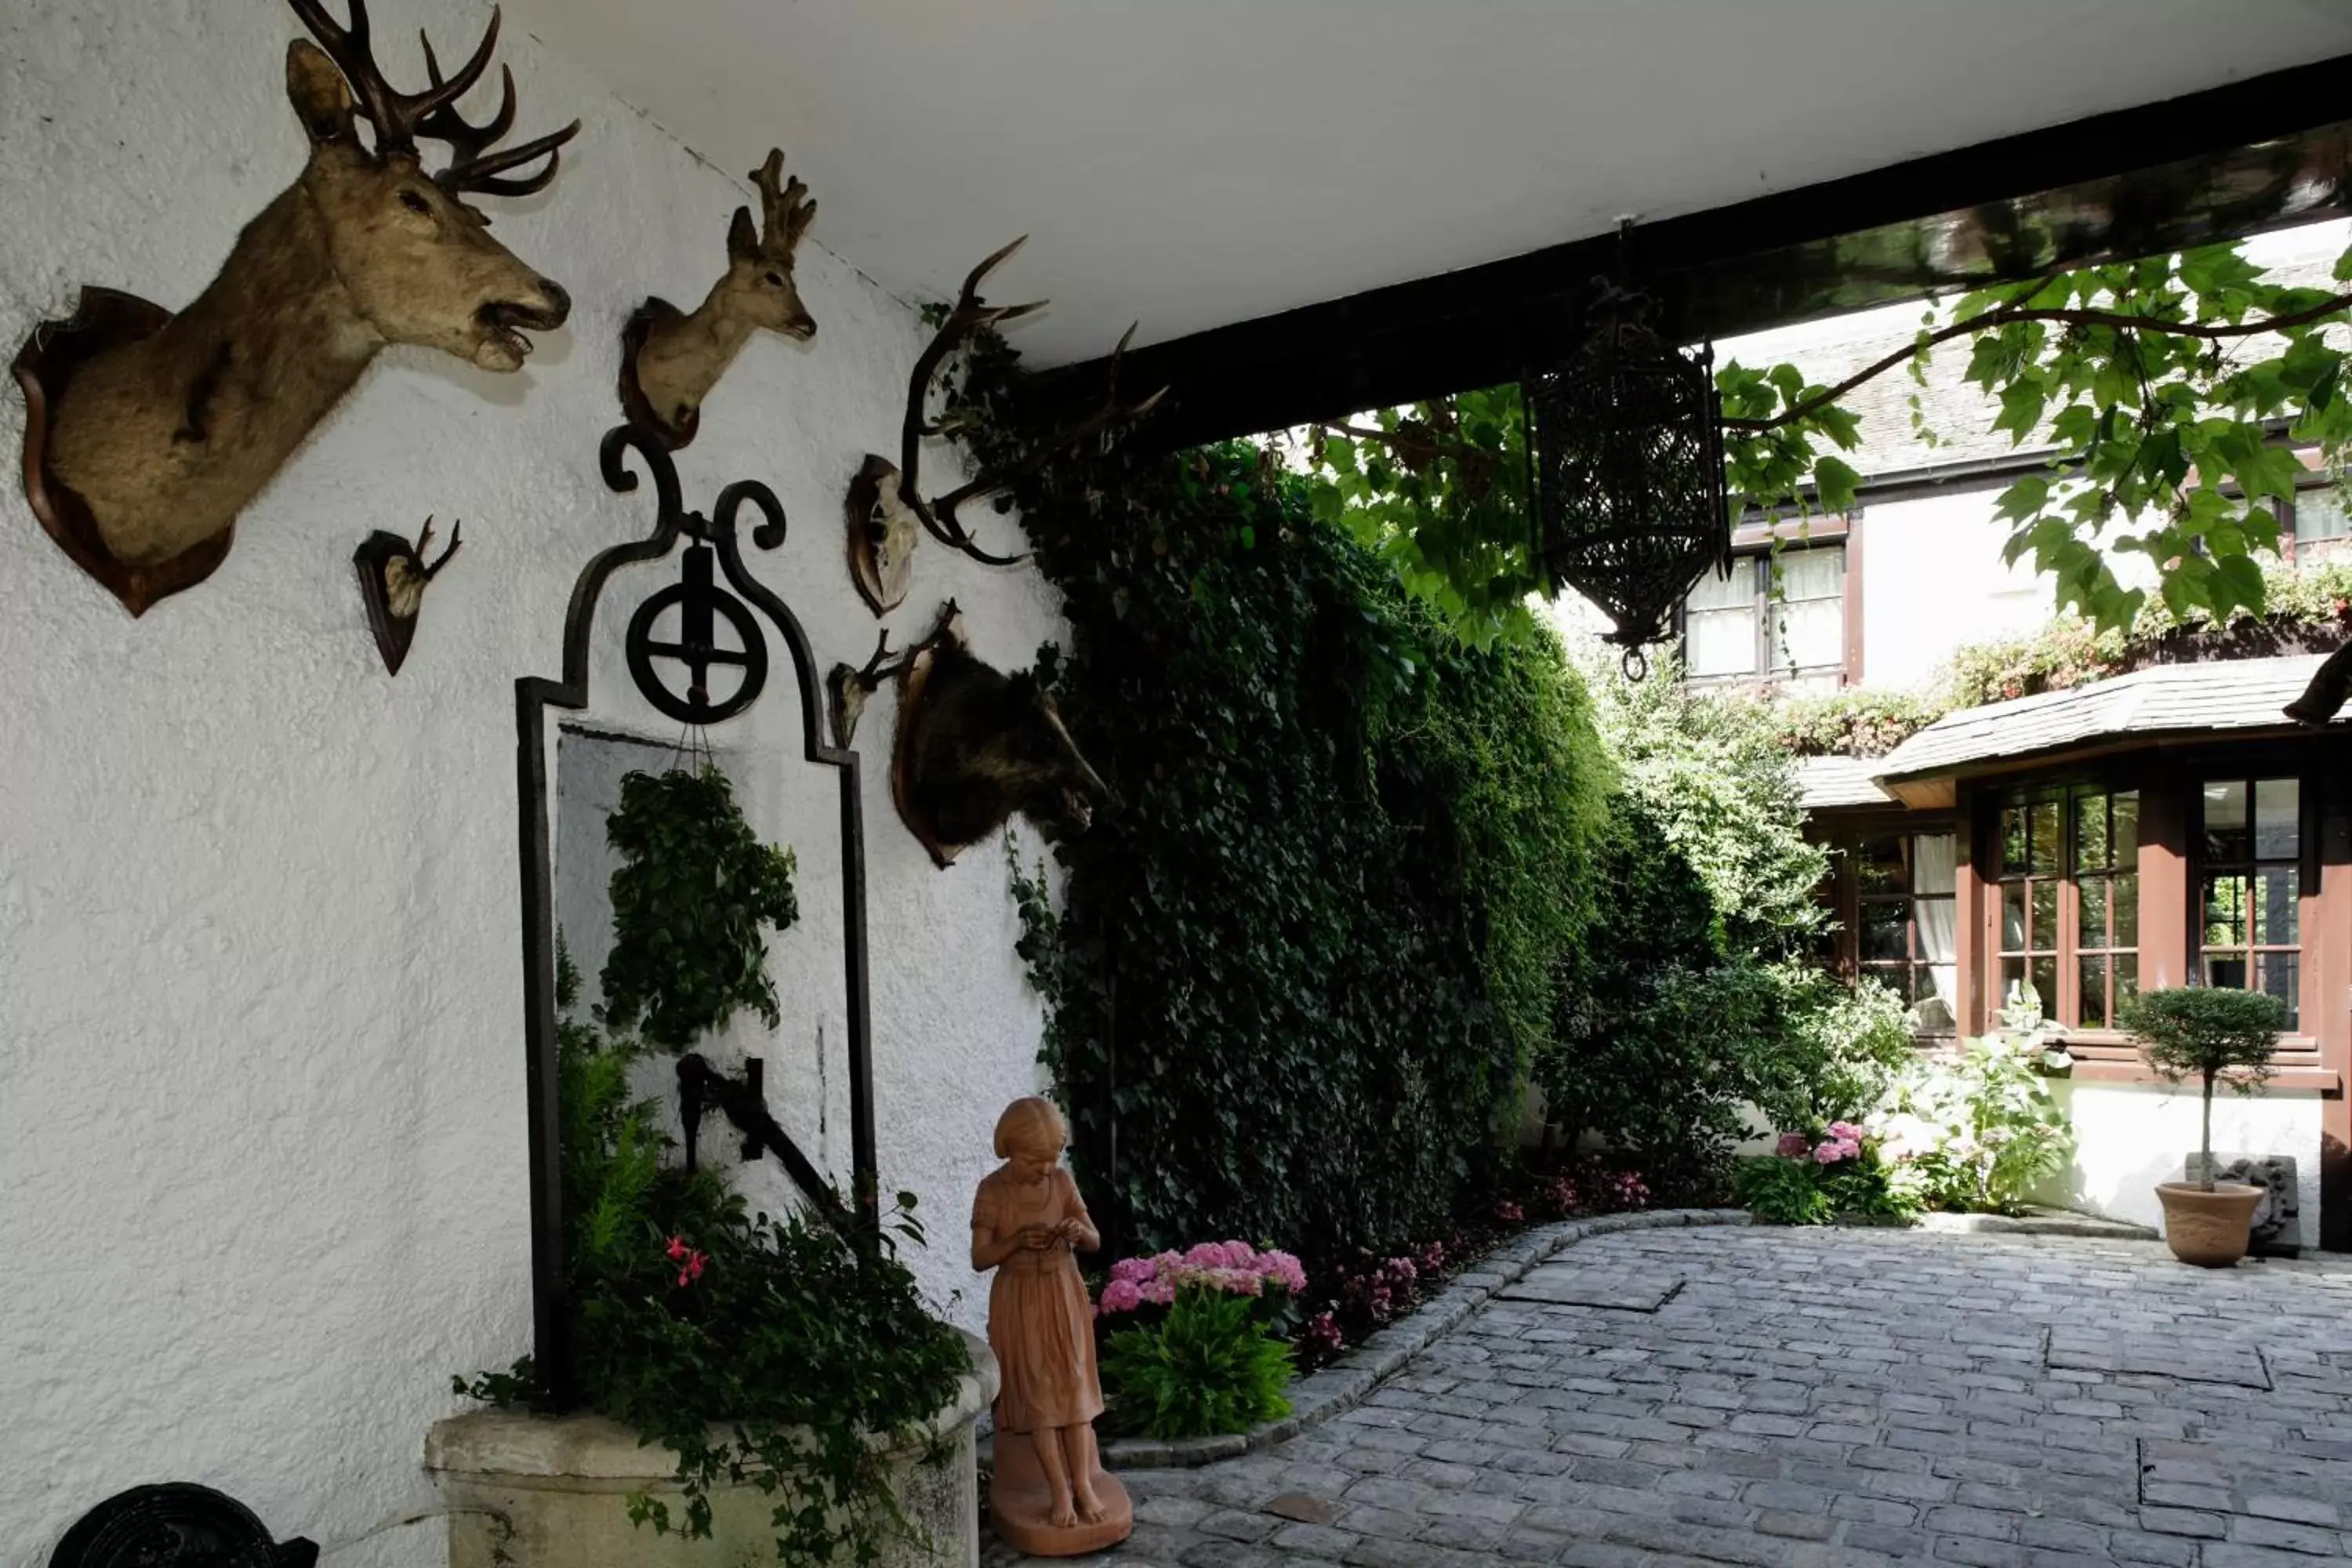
[619,149,818,449]
[12,0,577,616]
[828,603,1111,868]
[354,514,461,674]
[844,238,1166,615]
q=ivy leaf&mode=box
[1812,456,1860,515]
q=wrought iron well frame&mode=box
[513,424,879,1406]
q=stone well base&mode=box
[426,1330,998,1568]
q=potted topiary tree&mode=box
[2117,985,2288,1267]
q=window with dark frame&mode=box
[1682,543,1846,689]
[2199,777,2301,1029]
[1855,833,1958,1034]
[1994,787,2138,1028]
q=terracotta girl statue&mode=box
[971,1097,1131,1554]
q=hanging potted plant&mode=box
[442,764,982,1566]
[2118,985,2287,1268]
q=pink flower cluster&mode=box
[1780,1122,1867,1166]
[1095,1240,1308,1317]
[1493,1198,1525,1224]
[1339,1255,1420,1326]
[664,1235,708,1288]
[1301,1309,1345,1357]
[1537,1161,1653,1219]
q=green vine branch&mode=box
[1722,285,2352,434]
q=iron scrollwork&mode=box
[514,425,880,1406]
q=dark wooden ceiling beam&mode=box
[1040,52,2352,452]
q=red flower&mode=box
[675,1249,709,1288]
[666,1236,688,1262]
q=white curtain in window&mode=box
[1765,548,1846,671]
[1913,833,1959,1027]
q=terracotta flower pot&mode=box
[2154,1181,2266,1267]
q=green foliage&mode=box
[600,767,800,1051]
[1769,688,1951,758]
[1762,973,1918,1131]
[1583,655,1825,956]
[1292,238,2350,649]
[992,438,1612,1257]
[1543,666,1904,1196]
[2119,986,2286,1087]
[1733,1156,1836,1226]
[1874,1034,2072,1214]
[1100,1287,1297,1439]
[1301,389,1544,649]
[1733,1149,1916,1227]
[459,949,968,1566]
[1294,372,1867,649]
[1928,249,2351,632]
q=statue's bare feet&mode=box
[1048,1490,1079,1531]
[1074,1483,1108,1524]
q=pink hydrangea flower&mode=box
[1813,1141,1843,1164]
[1109,1256,1156,1285]
[1098,1278,1145,1315]
[1776,1132,1811,1159]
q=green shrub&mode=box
[1733,1157,1835,1226]
[1101,1287,1295,1439]
[1873,1033,2072,1214]
[2118,985,2287,1189]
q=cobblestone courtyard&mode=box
[985,1225,2352,1567]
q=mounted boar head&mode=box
[828,605,1111,867]
[620,148,818,448]
[844,238,1165,614]
[16,0,575,612]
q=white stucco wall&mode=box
[0,3,1062,1562]
[2040,1080,2324,1245]
[1858,486,2054,690]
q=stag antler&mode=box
[894,241,1164,565]
[750,149,818,256]
[287,0,579,194]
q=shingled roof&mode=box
[1873,655,2344,784]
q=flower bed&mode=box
[1084,1153,1657,1436]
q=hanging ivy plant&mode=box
[599,766,800,1051]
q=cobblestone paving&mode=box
[985,1225,2352,1566]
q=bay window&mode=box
[2200,778,2301,1028]
[1994,787,2138,1028]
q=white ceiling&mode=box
[510,0,2352,368]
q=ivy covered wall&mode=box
[1005,444,1612,1256]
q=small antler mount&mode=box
[354,514,463,674]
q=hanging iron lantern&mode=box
[1526,271,1730,680]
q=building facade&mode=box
[1689,221,2352,1249]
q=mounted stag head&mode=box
[829,604,1110,868]
[844,238,1165,615]
[12,0,576,615]
[354,514,461,674]
[619,149,818,449]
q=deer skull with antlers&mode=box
[844,238,1165,615]
[619,149,818,449]
[12,0,577,615]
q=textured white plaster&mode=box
[0,3,1058,1561]
[2042,1080,2324,1244]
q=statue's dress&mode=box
[974,1166,1105,1433]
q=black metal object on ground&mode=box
[49,1484,317,1568]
